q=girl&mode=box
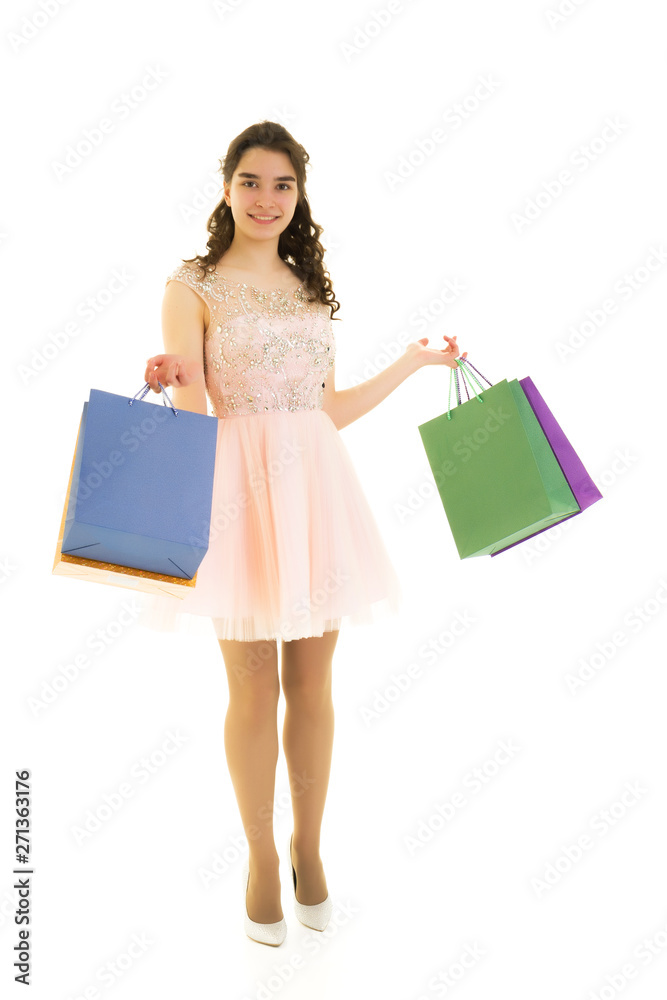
[143,121,465,947]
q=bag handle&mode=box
[446,359,493,420]
[459,357,493,389]
[128,381,179,416]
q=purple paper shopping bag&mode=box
[490,376,602,556]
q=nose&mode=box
[256,187,279,206]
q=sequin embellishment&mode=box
[165,262,335,418]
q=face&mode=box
[224,147,299,242]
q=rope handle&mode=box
[454,367,462,405]
[446,359,494,420]
[459,357,493,388]
[128,380,179,416]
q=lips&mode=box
[249,214,278,223]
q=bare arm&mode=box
[143,280,208,415]
[322,335,466,430]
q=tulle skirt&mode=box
[137,407,402,642]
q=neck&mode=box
[220,233,287,275]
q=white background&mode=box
[2,0,667,997]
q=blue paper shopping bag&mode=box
[56,383,218,585]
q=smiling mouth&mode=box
[249,214,278,221]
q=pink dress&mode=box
[139,260,402,643]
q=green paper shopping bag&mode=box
[417,361,579,557]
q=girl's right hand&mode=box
[144,354,204,392]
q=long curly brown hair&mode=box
[183,121,340,320]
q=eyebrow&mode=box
[237,172,296,182]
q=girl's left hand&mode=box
[405,335,467,370]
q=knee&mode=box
[230,676,280,720]
[221,639,279,713]
[282,671,332,713]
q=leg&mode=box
[281,629,339,905]
[219,637,282,923]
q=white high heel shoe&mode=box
[241,855,287,947]
[287,834,333,932]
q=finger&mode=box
[145,361,162,389]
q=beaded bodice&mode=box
[165,261,336,418]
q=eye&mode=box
[241,181,292,190]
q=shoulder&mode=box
[313,297,336,326]
[311,299,335,337]
[165,260,224,314]
[165,258,209,290]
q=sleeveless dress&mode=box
[138,259,402,643]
